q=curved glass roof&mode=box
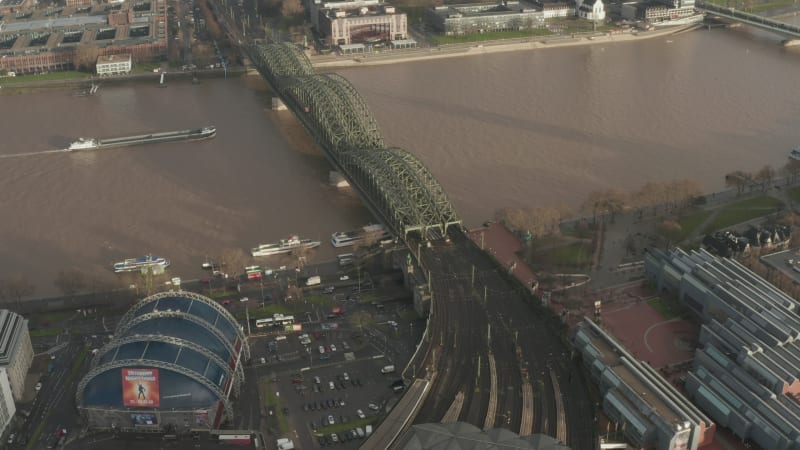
[126,294,238,344]
[105,316,232,362]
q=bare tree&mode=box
[220,248,250,281]
[781,160,800,185]
[725,171,752,195]
[73,46,102,72]
[754,165,776,191]
[5,274,35,308]
[281,0,304,16]
[495,207,527,231]
[657,220,683,248]
[54,269,88,298]
[583,189,627,223]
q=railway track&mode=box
[407,231,592,448]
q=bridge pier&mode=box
[271,97,287,111]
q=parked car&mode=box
[356,409,365,419]
[328,415,335,425]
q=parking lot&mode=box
[246,297,423,449]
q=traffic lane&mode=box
[39,343,91,450]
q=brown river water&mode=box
[1,25,799,295]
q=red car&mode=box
[222,299,231,305]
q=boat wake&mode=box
[0,149,70,159]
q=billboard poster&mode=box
[131,413,158,425]
[122,368,160,407]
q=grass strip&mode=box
[261,379,289,433]
[317,416,378,435]
[702,195,783,232]
[646,297,680,320]
[30,328,64,338]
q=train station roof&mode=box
[401,422,571,449]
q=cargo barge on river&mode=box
[68,126,216,151]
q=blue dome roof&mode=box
[77,291,248,415]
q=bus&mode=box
[276,315,294,326]
[246,266,263,280]
[255,318,274,328]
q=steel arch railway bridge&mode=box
[249,41,462,238]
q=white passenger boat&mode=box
[331,224,389,248]
[113,255,170,273]
[251,235,321,257]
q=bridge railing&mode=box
[696,1,800,36]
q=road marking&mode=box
[643,318,681,353]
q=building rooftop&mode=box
[0,15,106,33]
[645,248,800,450]
[0,310,27,366]
[97,53,131,63]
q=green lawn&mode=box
[788,186,800,203]
[646,297,681,320]
[132,63,161,73]
[536,241,592,268]
[432,28,553,45]
[306,294,334,308]
[398,309,420,321]
[317,416,378,435]
[702,195,784,233]
[30,328,64,337]
[1,71,91,84]
[676,210,712,242]
[262,379,289,433]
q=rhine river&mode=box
[1,24,799,295]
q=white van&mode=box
[306,276,321,286]
[381,365,396,374]
[275,335,287,342]
[365,425,373,437]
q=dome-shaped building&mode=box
[76,291,250,431]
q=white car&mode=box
[343,372,350,381]
[328,414,335,425]
[357,409,365,419]
[318,346,325,354]
[34,382,42,391]
[330,344,337,352]
[329,381,336,391]
[339,275,350,281]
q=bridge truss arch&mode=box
[249,42,462,238]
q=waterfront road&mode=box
[411,231,594,449]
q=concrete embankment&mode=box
[310,25,698,69]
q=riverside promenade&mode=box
[310,24,700,69]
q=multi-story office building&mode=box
[0,368,15,437]
[0,310,33,402]
[645,248,800,450]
